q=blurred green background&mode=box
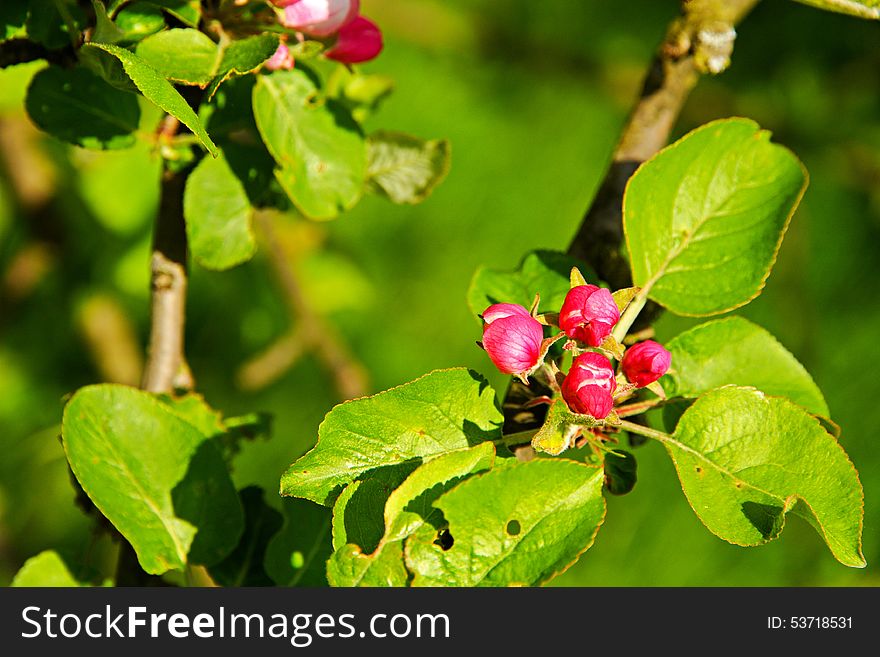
[1,0,878,586]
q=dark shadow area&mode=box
[741,500,785,540]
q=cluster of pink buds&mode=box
[478,272,671,421]
[266,0,383,71]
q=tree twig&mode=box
[140,168,190,391]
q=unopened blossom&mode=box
[324,16,383,63]
[481,303,544,378]
[621,340,671,387]
[265,43,295,71]
[561,352,617,419]
[281,0,359,37]
[558,285,619,347]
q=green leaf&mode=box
[366,131,450,204]
[114,2,166,41]
[467,250,596,320]
[604,450,638,495]
[84,42,218,156]
[406,459,607,586]
[0,2,28,41]
[157,391,224,436]
[184,152,256,270]
[170,440,244,566]
[79,45,141,94]
[135,28,218,86]
[531,397,603,456]
[264,498,333,586]
[280,368,503,505]
[26,0,85,49]
[12,551,83,587]
[624,118,807,316]
[62,384,243,574]
[205,33,279,100]
[664,386,864,567]
[208,487,282,586]
[662,316,829,416]
[25,65,140,150]
[92,0,126,44]
[327,443,495,587]
[331,464,418,554]
[253,70,366,220]
[793,0,879,19]
[158,392,273,468]
[145,0,201,27]
[326,68,393,123]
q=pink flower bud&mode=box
[324,16,383,64]
[481,303,544,377]
[281,0,359,37]
[264,43,295,71]
[561,352,617,419]
[481,302,531,324]
[559,285,620,347]
[621,340,671,388]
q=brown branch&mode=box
[0,38,77,69]
[254,212,369,400]
[502,0,761,445]
[140,162,190,392]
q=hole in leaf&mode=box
[695,466,703,474]
[435,528,454,551]
[506,520,521,536]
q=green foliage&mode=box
[624,118,807,316]
[83,43,218,156]
[366,131,451,204]
[91,0,126,45]
[604,451,638,496]
[205,34,279,100]
[208,487,282,586]
[253,70,366,219]
[280,368,503,505]
[531,397,603,456]
[4,0,872,591]
[183,152,256,270]
[142,0,201,27]
[113,3,166,41]
[62,385,243,574]
[12,551,83,587]
[0,2,28,40]
[327,443,495,586]
[135,28,218,86]
[331,467,415,554]
[666,386,864,567]
[467,250,596,319]
[264,499,333,587]
[326,68,394,123]
[25,66,140,149]
[662,316,829,416]
[26,0,85,49]
[406,459,607,586]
